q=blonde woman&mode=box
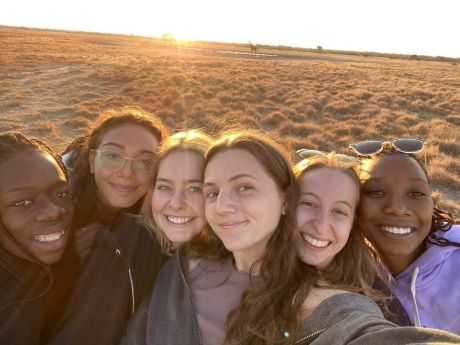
[294,150,410,326]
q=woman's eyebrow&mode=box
[203,173,257,188]
[99,142,156,155]
[156,177,202,184]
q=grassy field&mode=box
[1,26,459,217]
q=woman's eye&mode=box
[156,185,170,191]
[189,186,202,193]
[333,209,349,217]
[300,201,316,208]
[365,190,384,197]
[238,185,253,192]
[205,191,218,199]
[56,190,70,198]
[409,191,426,198]
[13,199,32,207]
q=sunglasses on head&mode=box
[349,138,426,164]
[296,149,360,164]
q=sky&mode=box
[1,0,458,58]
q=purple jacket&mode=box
[390,225,460,335]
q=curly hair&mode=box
[141,129,213,254]
[0,132,68,282]
[66,106,168,229]
[191,130,318,345]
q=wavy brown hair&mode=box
[66,106,168,229]
[191,130,319,345]
[294,152,381,300]
[141,129,213,254]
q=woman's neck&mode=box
[91,200,122,227]
[385,243,426,276]
[233,251,262,274]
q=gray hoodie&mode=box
[124,252,460,345]
[300,292,460,344]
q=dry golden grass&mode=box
[1,26,459,217]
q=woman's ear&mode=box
[281,195,287,215]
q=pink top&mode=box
[190,258,262,345]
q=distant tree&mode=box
[317,45,323,52]
[162,33,176,45]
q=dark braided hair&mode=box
[0,131,67,283]
[66,106,168,229]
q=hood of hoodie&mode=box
[394,225,460,288]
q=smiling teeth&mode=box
[33,231,64,243]
[301,233,330,248]
[167,216,192,224]
[382,226,412,235]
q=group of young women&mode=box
[0,106,459,344]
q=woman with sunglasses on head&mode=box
[294,150,410,326]
[62,106,168,260]
[123,129,212,343]
[125,131,460,345]
[0,132,163,344]
[352,138,460,335]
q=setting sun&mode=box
[1,0,458,57]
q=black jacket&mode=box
[0,215,166,345]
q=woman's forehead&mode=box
[362,153,428,182]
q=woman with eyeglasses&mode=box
[0,132,162,344]
[62,106,168,259]
[353,139,460,335]
[294,150,410,326]
[124,131,460,345]
[59,107,168,341]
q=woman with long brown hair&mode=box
[125,131,460,345]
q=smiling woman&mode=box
[66,106,168,229]
[142,129,213,253]
[0,151,72,265]
[63,106,168,259]
[0,132,78,343]
[0,132,167,344]
[358,149,460,334]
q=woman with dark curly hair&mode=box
[63,106,168,259]
[353,139,460,334]
[64,106,168,229]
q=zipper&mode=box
[177,251,203,345]
[294,328,327,344]
[116,248,136,315]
